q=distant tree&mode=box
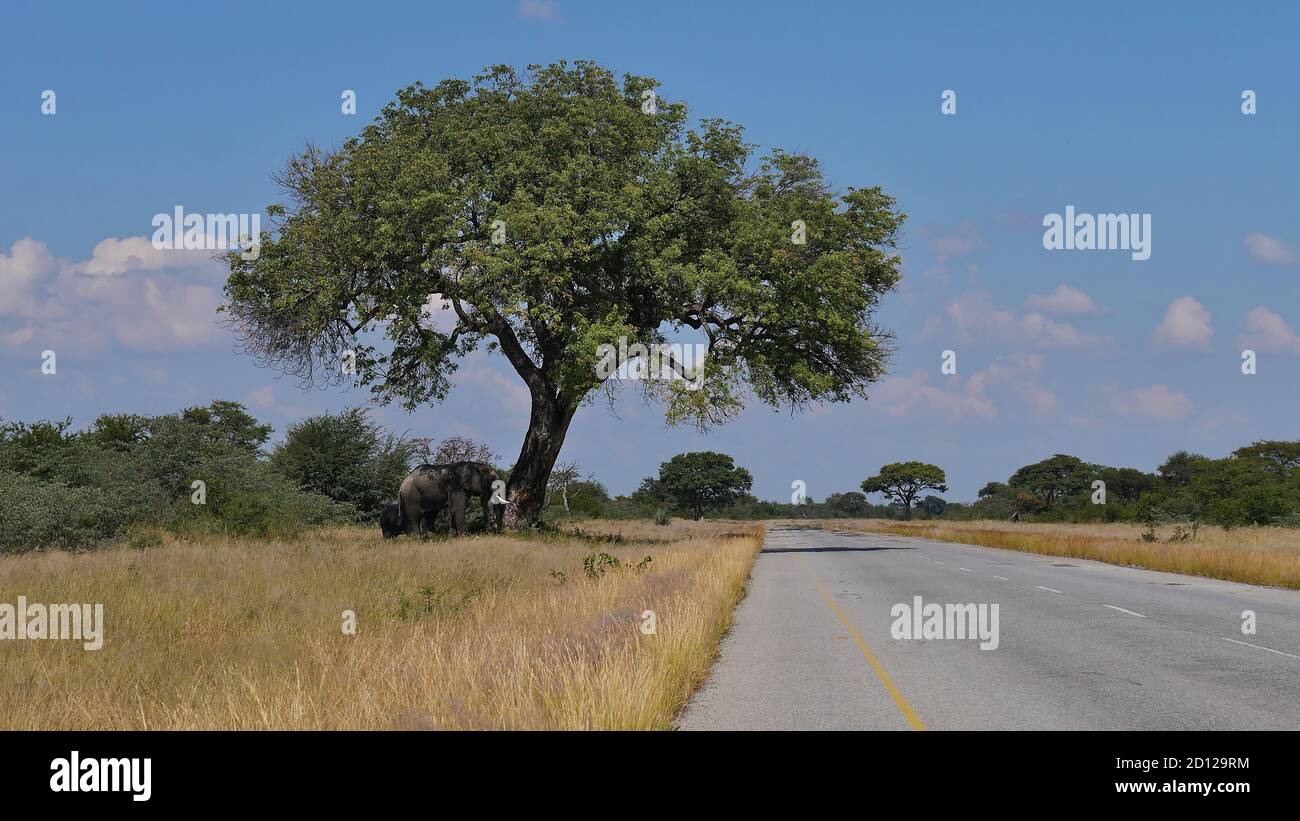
[546,461,596,513]
[918,495,947,517]
[658,452,753,520]
[627,476,673,513]
[1095,466,1157,503]
[85,414,151,451]
[1189,456,1288,526]
[557,479,609,517]
[1158,450,1209,487]
[861,461,947,520]
[1013,491,1049,515]
[978,481,1010,499]
[428,435,499,467]
[1232,440,1300,478]
[180,400,273,453]
[270,407,415,519]
[823,491,872,517]
[1009,454,1089,509]
[0,418,76,473]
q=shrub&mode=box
[0,469,129,552]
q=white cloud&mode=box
[0,238,62,318]
[924,222,986,261]
[75,236,220,276]
[873,370,997,422]
[935,291,1108,349]
[1153,296,1213,351]
[1240,306,1300,353]
[1109,385,1193,423]
[422,293,457,332]
[872,353,1053,423]
[516,0,559,20]
[0,236,224,353]
[1244,233,1298,265]
[1025,284,1099,315]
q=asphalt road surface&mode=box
[679,525,1300,730]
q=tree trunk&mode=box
[505,390,577,528]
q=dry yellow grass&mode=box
[0,519,762,729]
[824,518,1300,589]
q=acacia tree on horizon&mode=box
[861,461,948,520]
[224,60,905,526]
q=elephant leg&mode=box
[449,491,467,536]
[401,498,422,536]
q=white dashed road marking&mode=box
[1036,586,1062,594]
[1103,605,1146,618]
[1221,637,1300,660]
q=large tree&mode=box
[658,451,753,520]
[224,61,904,525]
[1008,454,1089,509]
[861,461,947,520]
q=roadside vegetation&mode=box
[827,519,1300,590]
[0,520,762,729]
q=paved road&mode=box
[680,525,1300,730]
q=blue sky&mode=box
[3,1,1299,502]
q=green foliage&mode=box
[0,402,349,553]
[583,551,623,579]
[1008,454,1089,509]
[658,451,753,520]
[0,469,130,551]
[822,491,873,517]
[179,400,274,452]
[579,550,652,580]
[223,59,905,523]
[85,414,151,451]
[270,407,415,520]
[918,495,947,517]
[396,582,482,621]
[861,461,947,520]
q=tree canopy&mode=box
[861,461,947,520]
[658,451,753,520]
[223,60,905,524]
[1008,454,1089,509]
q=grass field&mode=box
[0,519,762,729]
[825,518,1300,590]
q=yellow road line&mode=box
[801,559,926,731]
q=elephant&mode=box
[398,464,468,537]
[450,461,507,533]
[379,502,403,539]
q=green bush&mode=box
[0,402,351,552]
[270,407,415,521]
[0,469,129,552]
